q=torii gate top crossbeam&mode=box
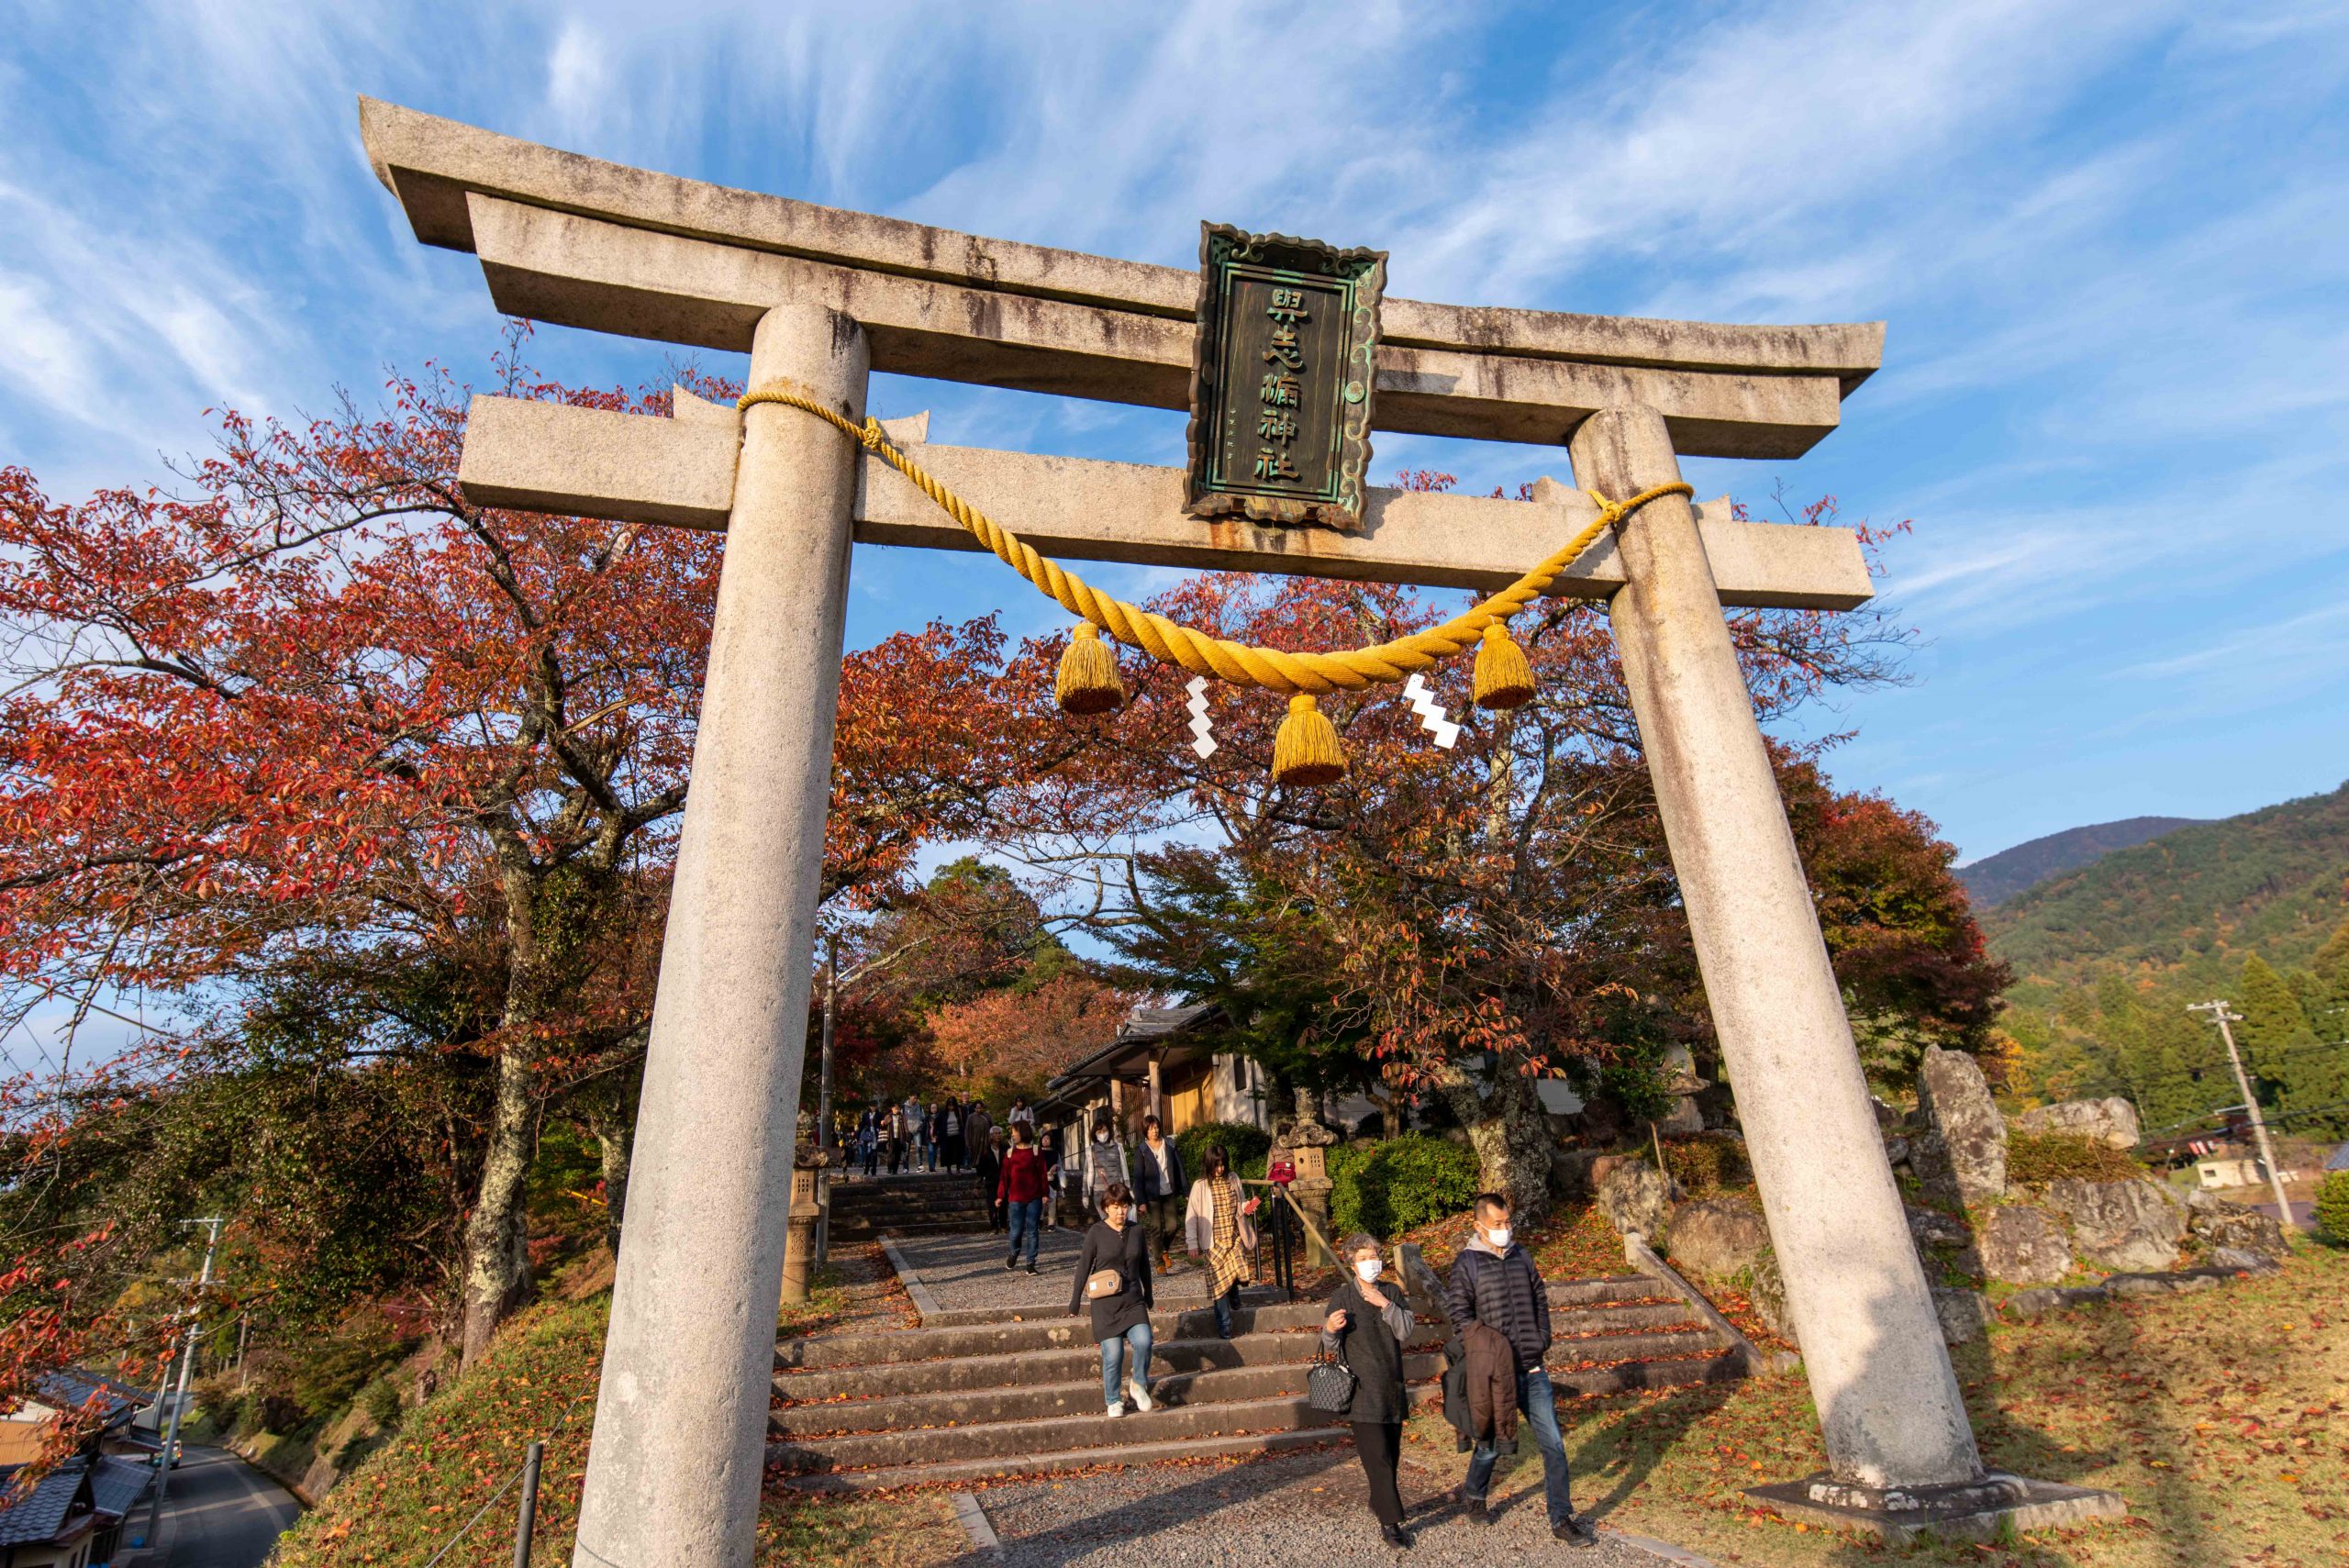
[360,98,1882,460]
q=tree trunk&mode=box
[460,1047,535,1365]
[1441,1068,1553,1225]
[460,863,543,1366]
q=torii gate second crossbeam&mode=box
[358,96,2120,1562]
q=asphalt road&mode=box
[144,1446,300,1568]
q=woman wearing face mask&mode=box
[1322,1233,1417,1549]
[1068,1180,1155,1417]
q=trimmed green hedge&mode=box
[1329,1134,1481,1240]
[2317,1170,2349,1244]
[1173,1120,1271,1186]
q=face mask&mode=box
[1485,1226,1512,1251]
[1354,1259,1383,1283]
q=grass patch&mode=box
[271,1261,962,1567]
[2007,1131,2146,1185]
[1401,1242,2349,1565]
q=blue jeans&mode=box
[1006,1199,1042,1265]
[1099,1321,1152,1407]
[1463,1366,1575,1527]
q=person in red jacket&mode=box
[996,1121,1048,1273]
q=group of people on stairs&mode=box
[1052,1155,1598,1552]
[849,1094,996,1176]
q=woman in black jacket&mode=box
[1322,1231,1416,1549]
[1068,1180,1156,1417]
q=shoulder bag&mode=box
[1307,1351,1357,1414]
[1084,1267,1124,1300]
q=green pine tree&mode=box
[2234,955,2348,1139]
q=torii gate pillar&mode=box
[571,301,867,1568]
[1569,406,1979,1485]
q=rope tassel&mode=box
[1272,694,1347,787]
[1472,623,1537,710]
[1054,622,1126,714]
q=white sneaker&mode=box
[1105,1401,1124,1418]
[1126,1380,1154,1413]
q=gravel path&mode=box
[893,1230,1236,1315]
[952,1442,1702,1566]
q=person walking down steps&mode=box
[1132,1114,1186,1273]
[998,1122,1048,1273]
[1082,1113,1129,1217]
[1445,1192,1598,1548]
[1325,1232,1417,1551]
[1185,1145,1259,1340]
[1069,1181,1155,1417]
[974,1125,1007,1234]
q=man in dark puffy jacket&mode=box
[1443,1192,1597,1548]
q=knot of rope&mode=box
[735,384,1691,697]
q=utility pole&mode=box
[136,1216,223,1549]
[2188,1001,2296,1226]
[817,933,838,1155]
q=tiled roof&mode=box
[0,1463,85,1547]
[35,1368,151,1428]
[88,1455,150,1518]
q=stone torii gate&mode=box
[358,98,2107,1561]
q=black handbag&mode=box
[1307,1351,1357,1415]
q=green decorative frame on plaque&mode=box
[1184,222,1387,532]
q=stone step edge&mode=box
[772,1327,1719,1410]
[770,1353,1447,1436]
[774,1351,1746,1477]
[772,1424,1348,1495]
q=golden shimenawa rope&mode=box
[736,385,1691,696]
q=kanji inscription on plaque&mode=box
[1185,223,1386,531]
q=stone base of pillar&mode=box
[1744,1473,2125,1545]
[780,1212,819,1304]
[1287,1179,1335,1269]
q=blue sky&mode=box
[5,0,2346,879]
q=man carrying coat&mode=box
[1443,1192,1598,1548]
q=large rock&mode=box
[1596,1159,1674,1241]
[2014,1096,2141,1150]
[1667,1197,1769,1281]
[1932,1287,1992,1345]
[1915,1046,2007,1209]
[2186,1190,2289,1259]
[1748,1249,1797,1346]
[2046,1178,2187,1273]
[1905,1206,1972,1250]
[1550,1147,1603,1200]
[1976,1205,2072,1286]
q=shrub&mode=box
[362,1375,403,1429]
[1660,1135,1749,1195]
[193,1373,242,1435]
[1173,1121,1271,1187]
[2316,1170,2349,1243]
[2006,1130,2143,1185]
[1329,1134,1481,1239]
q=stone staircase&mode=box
[772,1273,1750,1493]
[827,1171,991,1241]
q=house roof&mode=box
[87,1455,151,1518]
[2327,1140,2349,1173]
[0,1462,87,1547]
[34,1369,150,1429]
[1046,1002,1224,1091]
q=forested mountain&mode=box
[1988,783,2349,1003]
[1957,816,2204,907]
[1989,783,2349,1139]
